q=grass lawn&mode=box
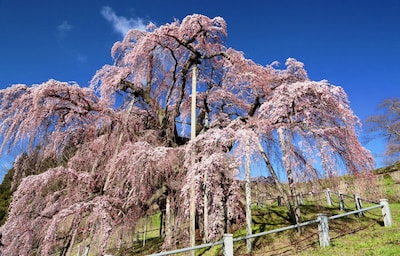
[299,203,400,256]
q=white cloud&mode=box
[77,54,88,63]
[58,21,73,32]
[56,21,73,39]
[101,6,146,37]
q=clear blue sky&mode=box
[1,0,399,174]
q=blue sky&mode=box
[0,0,399,175]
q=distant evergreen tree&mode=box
[0,167,14,226]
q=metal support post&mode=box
[318,213,330,247]
[223,234,233,256]
[380,199,393,227]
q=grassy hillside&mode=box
[0,161,399,255]
[118,162,400,255]
[300,204,400,256]
[127,198,400,255]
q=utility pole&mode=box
[245,138,252,253]
[189,64,197,254]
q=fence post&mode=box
[223,234,233,256]
[259,193,265,207]
[354,195,363,217]
[325,188,332,207]
[338,192,344,211]
[298,192,304,205]
[318,213,330,247]
[380,199,393,227]
[83,245,90,256]
[143,215,148,247]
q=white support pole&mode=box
[318,213,330,247]
[223,234,233,256]
[244,139,252,253]
[189,64,197,255]
[380,199,393,227]
[143,215,148,247]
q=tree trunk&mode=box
[255,181,259,206]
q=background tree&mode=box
[365,98,400,165]
[0,167,13,226]
[0,14,375,255]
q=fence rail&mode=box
[147,240,224,256]
[148,191,393,256]
[327,204,382,220]
[232,219,319,242]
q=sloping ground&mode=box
[0,162,399,255]
[374,161,400,175]
[299,203,400,256]
[117,164,400,255]
[121,200,399,255]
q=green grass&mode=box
[127,201,399,256]
[135,212,163,241]
[300,203,400,256]
[125,171,400,255]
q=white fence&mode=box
[147,193,393,256]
